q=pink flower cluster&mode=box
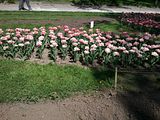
[0,26,160,67]
[120,13,160,34]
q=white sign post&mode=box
[90,21,94,29]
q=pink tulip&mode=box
[38,36,44,41]
[126,37,133,41]
[0,41,3,45]
[113,52,120,56]
[64,29,69,32]
[106,34,112,39]
[137,53,143,58]
[118,47,126,51]
[85,46,89,50]
[143,35,150,40]
[105,48,111,54]
[123,50,129,54]
[3,46,9,50]
[7,40,15,44]
[41,30,46,35]
[142,44,148,47]
[127,43,132,47]
[79,39,84,44]
[91,44,97,49]
[61,40,67,44]
[33,28,38,31]
[62,44,67,48]
[24,29,30,33]
[68,31,73,34]
[52,42,58,47]
[71,37,78,43]
[133,42,139,46]
[26,35,33,40]
[84,50,89,54]
[88,29,93,33]
[73,33,80,36]
[115,35,120,39]
[139,38,144,42]
[64,25,69,29]
[98,42,104,47]
[132,47,138,51]
[33,31,38,35]
[0,36,7,41]
[52,27,58,31]
[18,43,24,47]
[72,42,78,46]
[36,41,42,47]
[71,28,76,31]
[0,29,3,34]
[151,52,159,57]
[89,38,94,43]
[51,35,57,40]
[79,27,84,30]
[156,49,160,54]
[83,34,89,37]
[25,41,30,45]
[57,32,63,37]
[129,49,136,53]
[19,37,25,42]
[74,47,80,52]
[96,39,101,43]
[90,47,96,51]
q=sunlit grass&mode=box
[0,59,113,102]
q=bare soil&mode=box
[0,90,160,120]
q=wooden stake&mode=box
[114,67,118,90]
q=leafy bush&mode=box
[7,0,15,3]
[74,0,159,7]
[0,0,5,3]
[75,0,119,6]
[0,0,15,3]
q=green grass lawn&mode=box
[0,59,114,103]
[0,11,129,33]
[0,11,105,29]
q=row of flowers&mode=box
[0,26,160,67]
[120,13,160,35]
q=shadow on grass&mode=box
[91,66,115,89]
[118,71,160,120]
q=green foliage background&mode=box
[0,0,159,7]
[76,0,159,7]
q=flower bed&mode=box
[0,26,160,67]
[120,13,160,35]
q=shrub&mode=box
[7,0,15,3]
[74,0,159,7]
[0,0,15,3]
[74,0,119,6]
[0,0,5,3]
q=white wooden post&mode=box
[114,67,118,90]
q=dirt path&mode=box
[0,91,128,120]
[1,90,160,120]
